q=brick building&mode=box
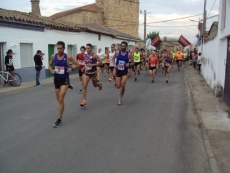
[50,0,140,37]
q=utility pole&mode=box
[140,10,151,43]
[201,0,207,57]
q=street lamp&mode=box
[140,10,151,43]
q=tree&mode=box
[147,31,160,40]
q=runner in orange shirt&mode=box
[148,50,159,83]
[174,50,184,71]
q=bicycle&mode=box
[0,71,21,87]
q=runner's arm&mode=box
[93,54,102,67]
[68,55,79,71]
[129,53,134,66]
[112,52,118,67]
[48,55,56,74]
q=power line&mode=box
[207,0,217,17]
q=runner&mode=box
[193,52,198,69]
[174,50,183,71]
[128,50,134,78]
[145,49,150,72]
[134,47,141,81]
[80,43,103,107]
[183,51,188,66]
[148,50,159,83]
[76,46,86,94]
[112,41,134,105]
[164,51,173,83]
[109,44,116,81]
[104,49,110,77]
[97,48,104,81]
[197,52,202,76]
[49,41,79,128]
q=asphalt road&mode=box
[0,67,210,173]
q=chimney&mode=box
[30,0,41,16]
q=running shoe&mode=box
[53,119,62,128]
[118,99,122,105]
[152,79,154,83]
[109,78,112,81]
[68,84,73,89]
[135,78,137,81]
[99,82,102,91]
[80,101,87,107]
[166,80,168,83]
[79,89,82,94]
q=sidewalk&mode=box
[186,66,230,173]
[0,74,79,94]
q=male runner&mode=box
[134,47,141,81]
[80,43,103,107]
[76,46,86,94]
[112,41,133,105]
[148,50,159,83]
[97,48,104,81]
[109,44,116,81]
[49,41,79,128]
[105,49,110,77]
[175,50,183,71]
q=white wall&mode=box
[0,27,137,70]
[198,0,230,96]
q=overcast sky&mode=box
[0,0,219,43]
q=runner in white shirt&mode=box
[109,44,116,82]
[197,52,202,76]
[97,48,104,81]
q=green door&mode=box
[48,45,55,77]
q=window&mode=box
[92,45,97,54]
[221,0,226,30]
[20,43,33,68]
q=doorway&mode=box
[224,37,230,106]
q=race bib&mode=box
[78,60,85,65]
[55,66,64,74]
[150,64,156,67]
[85,65,92,71]
[134,56,139,61]
[165,62,170,66]
[117,60,125,70]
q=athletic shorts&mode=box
[165,65,171,68]
[109,66,114,71]
[105,63,110,66]
[149,67,156,71]
[54,78,69,89]
[134,62,141,66]
[79,69,85,77]
[6,66,14,72]
[176,60,182,63]
[116,71,128,77]
[101,64,105,68]
[197,64,201,71]
[84,71,97,80]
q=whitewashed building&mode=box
[0,7,139,83]
[197,0,230,106]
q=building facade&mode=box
[197,0,230,106]
[50,0,140,38]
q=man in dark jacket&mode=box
[34,50,44,87]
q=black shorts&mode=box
[109,66,114,71]
[197,64,201,71]
[116,71,128,77]
[105,63,110,66]
[6,66,14,72]
[54,78,69,89]
[101,64,105,68]
[79,69,85,77]
[176,60,182,63]
[134,62,141,66]
[149,67,156,71]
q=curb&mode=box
[0,74,79,94]
[185,67,219,173]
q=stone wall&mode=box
[58,11,103,25]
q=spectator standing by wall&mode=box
[34,50,43,87]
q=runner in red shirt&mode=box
[76,46,86,94]
[148,50,159,83]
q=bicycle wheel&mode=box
[9,73,21,87]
